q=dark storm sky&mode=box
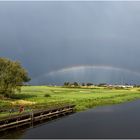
[1,1,140,85]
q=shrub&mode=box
[44,93,51,97]
[0,94,4,99]
[8,94,37,99]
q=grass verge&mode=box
[1,86,140,119]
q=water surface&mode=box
[1,100,140,139]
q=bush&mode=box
[44,93,51,97]
[7,94,37,99]
[0,94,4,99]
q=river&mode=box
[1,100,140,139]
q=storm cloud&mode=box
[0,1,140,85]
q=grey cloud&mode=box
[0,1,140,84]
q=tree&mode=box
[86,83,93,86]
[82,83,85,86]
[64,82,70,86]
[73,82,79,87]
[0,57,30,97]
[98,83,107,87]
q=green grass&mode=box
[1,86,140,119]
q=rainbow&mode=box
[46,64,140,77]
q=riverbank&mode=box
[1,86,140,119]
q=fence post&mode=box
[30,110,34,127]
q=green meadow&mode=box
[1,86,140,119]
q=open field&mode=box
[1,86,140,119]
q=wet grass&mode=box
[1,86,140,119]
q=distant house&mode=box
[108,84,133,88]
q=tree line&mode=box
[63,82,94,87]
[63,82,109,87]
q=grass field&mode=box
[1,86,140,119]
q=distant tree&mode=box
[73,82,79,87]
[86,83,93,86]
[0,57,30,97]
[82,83,85,86]
[98,83,107,87]
[64,82,70,86]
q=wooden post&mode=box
[30,110,34,127]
